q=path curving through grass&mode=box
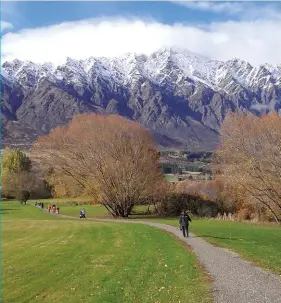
[43,207,281,303]
[2,202,212,303]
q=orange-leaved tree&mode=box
[33,114,162,217]
[215,112,281,223]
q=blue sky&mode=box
[2,1,280,30]
[2,1,247,30]
[1,1,281,65]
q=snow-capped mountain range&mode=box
[2,48,281,150]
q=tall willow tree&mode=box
[33,114,163,217]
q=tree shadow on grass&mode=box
[193,234,241,241]
[0,208,20,214]
[129,213,177,219]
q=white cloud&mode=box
[2,17,281,66]
[174,1,281,20]
[175,1,246,14]
[1,21,13,32]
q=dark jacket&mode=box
[179,213,192,227]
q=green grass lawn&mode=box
[191,219,281,274]
[25,199,148,218]
[28,197,94,205]
[44,201,281,274]
[137,218,281,274]
[59,204,148,218]
[59,204,109,218]
[1,203,61,221]
[1,202,212,303]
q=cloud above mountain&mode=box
[2,17,281,65]
[1,21,13,32]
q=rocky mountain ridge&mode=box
[2,47,281,150]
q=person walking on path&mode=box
[57,207,60,215]
[48,205,51,212]
[179,210,192,237]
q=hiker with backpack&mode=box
[179,210,192,237]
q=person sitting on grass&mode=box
[80,208,86,219]
[179,210,192,237]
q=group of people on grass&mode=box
[47,204,60,214]
[35,202,44,209]
[35,201,60,214]
[36,201,86,218]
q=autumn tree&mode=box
[215,112,281,223]
[45,167,85,198]
[33,114,163,217]
[148,180,174,214]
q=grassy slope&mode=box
[2,202,212,303]
[44,200,281,274]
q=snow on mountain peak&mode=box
[1,49,281,92]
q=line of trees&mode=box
[3,111,281,223]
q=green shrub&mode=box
[157,192,218,217]
[16,190,30,205]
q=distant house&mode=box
[164,174,179,183]
[178,171,206,181]
[181,171,203,176]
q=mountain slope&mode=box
[2,48,281,150]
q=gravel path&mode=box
[141,221,281,303]
[92,219,281,303]
[39,207,281,303]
